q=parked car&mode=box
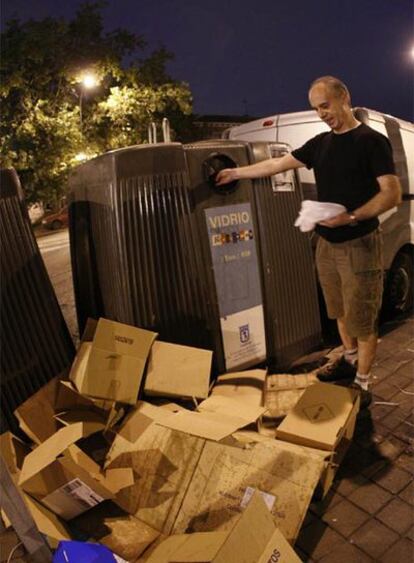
[42,206,69,230]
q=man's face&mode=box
[309,83,349,132]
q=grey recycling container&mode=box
[0,169,75,433]
[68,140,321,373]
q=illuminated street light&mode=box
[81,73,98,89]
[78,72,99,134]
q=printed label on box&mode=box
[42,478,104,520]
[240,486,276,512]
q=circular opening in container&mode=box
[203,153,238,194]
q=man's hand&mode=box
[215,168,239,186]
[319,211,354,228]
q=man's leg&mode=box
[354,333,378,390]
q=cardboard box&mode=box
[145,492,301,562]
[144,341,212,400]
[106,402,326,542]
[276,382,360,496]
[70,318,157,404]
[18,423,134,520]
[211,369,266,407]
[264,372,318,420]
[14,376,118,444]
[0,431,72,548]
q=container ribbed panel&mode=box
[0,169,75,432]
[253,175,321,368]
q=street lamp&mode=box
[78,72,99,134]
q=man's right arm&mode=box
[215,153,305,185]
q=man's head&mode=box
[309,76,354,133]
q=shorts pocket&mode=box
[350,231,383,274]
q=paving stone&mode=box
[381,537,414,563]
[375,436,407,460]
[381,409,408,430]
[334,475,369,496]
[371,381,399,401]
[371,404,399,425]
[309,489,343,517]
[395,452,414,475]
[371,465,412,494]
[398,480,414,504]
[296,520,345,560]
[376,497,413,534]
[317,541,372,562]
[349,519,399,559]
[348,481,392,513]
[405,525,414,541]
[322,498,370,537]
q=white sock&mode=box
[354,372,370,391]
[344,347,358,365]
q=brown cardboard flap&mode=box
[146,492,301,562]
[144,341,212,399]
[157,396,266,441]
[0,432,31,476]
[211,369,267,407]
[14,377,63,444]
[276,383,359,451]
[23,493,72,546]
[19,423,102,485]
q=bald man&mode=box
[216,76,402,407]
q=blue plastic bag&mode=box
[53,540,117,562]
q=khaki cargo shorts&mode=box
[316,229,384,339]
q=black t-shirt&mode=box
[291,123,395,242]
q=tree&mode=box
[0,2,193,204]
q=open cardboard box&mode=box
[144,341,213,400]
[18,422,134,521]
[14,376,123,445]
[69,318,157,404]
[144,491,301,562]
[276,382,360,497]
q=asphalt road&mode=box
[37,228,79,344]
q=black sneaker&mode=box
[316,356,357,382]
[349,382,372,409]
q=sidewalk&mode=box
[295,314,414,562]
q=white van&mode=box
[226,108,414,316]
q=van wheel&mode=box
[383,250,414,317]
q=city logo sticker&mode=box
[239,324,250,343]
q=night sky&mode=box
[2,0,413,121]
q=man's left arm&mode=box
[320,174,402,228]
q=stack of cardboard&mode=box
[0,317,360,562]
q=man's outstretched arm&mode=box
[215,153,305,185]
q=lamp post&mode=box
[78,72,98,134]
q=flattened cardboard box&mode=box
[146,492,301,562]
[144,340,212,399]
[70,318,157,404]
[106,401,326,542]
[276,382,360,496]
[18,422,133,520]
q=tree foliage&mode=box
[0,2,193,204]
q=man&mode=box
[216,76,402,406]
